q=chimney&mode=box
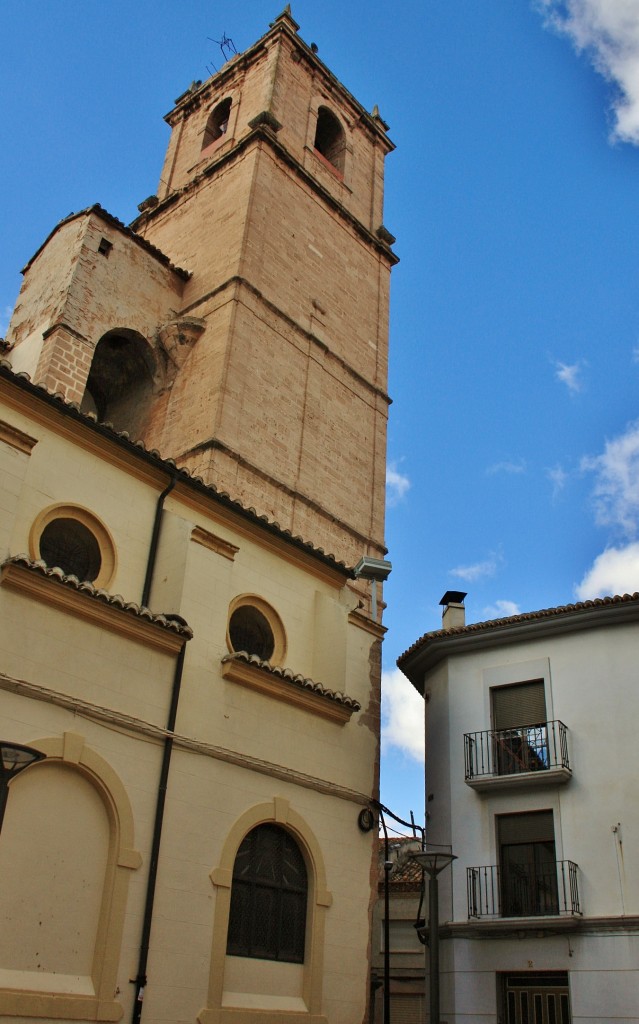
[440,591,467,630]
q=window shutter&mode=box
[492,680,546,730]
[498,810,554,845]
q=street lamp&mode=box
[0,742,45,832]
[411,849,457,1024]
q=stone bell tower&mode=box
[6,8,396,569]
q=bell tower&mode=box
[6,8,396,569]
[133,7,397,567]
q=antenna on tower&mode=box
[208,32,237,63]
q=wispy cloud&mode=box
[547,464,568,499]
[554,360,584,394]
[537,0,639,145]
[381,668,425,763]
[482,599,521,619]
[386,461,411,507]
[576,542,639,598]
[450,554,500,583]
[632,345,639,364]
[581,418,639,535]
[486,459,526,475]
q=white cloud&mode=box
[555,360,583,393]
[482,599,521,619]
[381,668,425,763]
[386,461,411,507]
[581,418,639,534]
[486,459,526,475]
[538,0,639,144]
[547,464,568,499]
[450,555,499,582]
[575,542,639,598]
[632,345,639,364]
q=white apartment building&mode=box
[398,590,639,1024]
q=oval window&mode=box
[229,605,275,661]
[39,518,102,582]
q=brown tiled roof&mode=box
[2,555,194,637]
[0,361,353,577]
[377,837,424,891]
[21,205,190,280]
[221,651,361,710]
[398,591,639,669]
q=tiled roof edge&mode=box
[0,361,353,578]
[221,651,361,710]
[398,591,639,667]
[3,555,194,637]
[20,204,190,280]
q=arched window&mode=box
[227,824,307,963]
[313,106,345,174]
[81,328,155,433]
[202,98,232,150]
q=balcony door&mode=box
[492,680,548,775]
[498,811,558,917]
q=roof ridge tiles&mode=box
[221,651,361,710]
[2,555,194,637]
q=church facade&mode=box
[0,10,396,1024]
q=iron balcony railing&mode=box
[467,860,581,918]
[464,721,570,780]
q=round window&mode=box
[226,596,286,665]
[39,518,102,582]
[30,504,116,589]
[229,605,275,661]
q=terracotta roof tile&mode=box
[221,651,361,710]
[2,555,194,637]
[398,591,639,668]
[0,361,353,577]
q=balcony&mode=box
[464,721,571,791]
[467,860,581,919]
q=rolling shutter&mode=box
[492,680,546,730]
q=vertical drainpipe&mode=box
[131,471,184,1022]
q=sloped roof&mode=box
[21,204,190,280]
[2,555,194,637]
[0,360,353,578]
[222,651,361,710]
[398,591,639,687]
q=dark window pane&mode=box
[40,518,102,582]
[229,606,275,661]
[227,824,307,963]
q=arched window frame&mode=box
[200,799,332,1024]
[81,327,156,432]
[226,823,308,963]
[0,732,141,1021]
[201,97,233,154]
[313,105,347,178]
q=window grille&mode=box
[227,824,307,963]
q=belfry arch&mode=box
[81,328,156,434]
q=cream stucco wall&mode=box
[411,612,639,1023]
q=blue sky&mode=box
[3,1,639,828]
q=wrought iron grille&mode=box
[464,721,570,780]
[467,860,581,918]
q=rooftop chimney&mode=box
[440,591,467,630]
